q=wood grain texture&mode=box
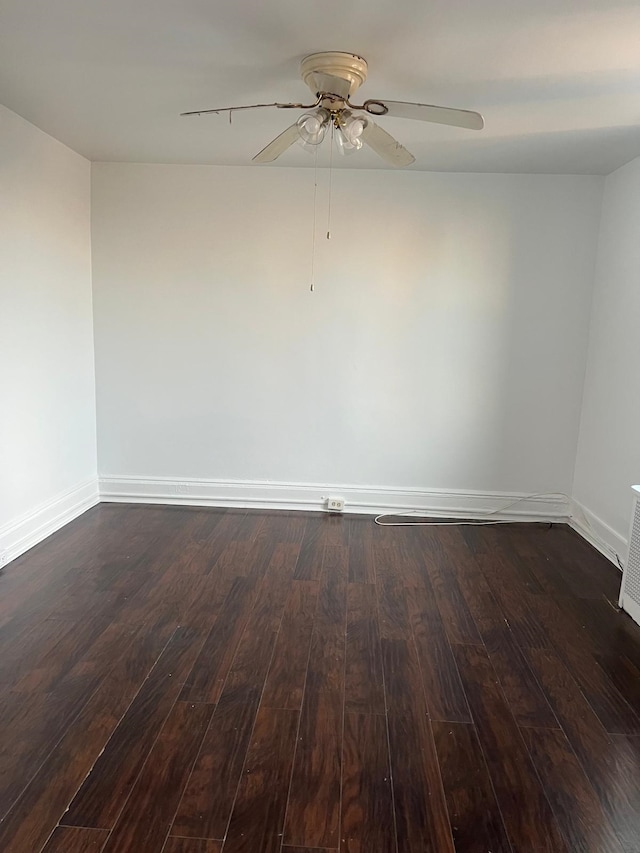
[340,712,395,853]
[262,580,319,710]
[571,597,640,676]
[41,826,108,852]
[347,517,375,584]
[453,643,566,852]
[171,687,261,840]
[596,652,640,719]
[521,725,624,853]
[0,665,104,818]
[179,576,258,703]
[379,636,425,719]
[222,543,300,696]
[163,839,222,853]
[259,510,308,545]
[415,530,482,646]
[63,625,206,829]
[1,506,640,852]
[294,515,349,581]
[540,525,621,602]
[186,513,248,576]
[483,624,559,728]
[101,701,214,853]
[223,707,299,853]
[403,566,471,723]
[282,848,338,853]
[474,544,550,649]
[293,517,327,581]
[283,548,347,849]
[433,721,511,853]
[374,544,412,640]
[381,638,455,853]
[387,711,455,853]
[441,528,557,727]
[284,688,343,848]
[0,622,175,852]
[525,646,640,852]
[344,582,385,715]
[528,594,640,734]
[305,546,348,696]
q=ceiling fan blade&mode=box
[361,121,415,167]
[362,99,484,130]
[252,123,301,163]
[181,100,316,117]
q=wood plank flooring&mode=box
[1,504,639,852]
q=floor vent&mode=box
[619,486,640,627]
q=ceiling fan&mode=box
[182,51,484,167]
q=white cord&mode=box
[373,492,624,568]
[310,145,318,292]
[374,492,570,527]
[326,124,333,240]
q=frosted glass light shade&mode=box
[297,110,329,145]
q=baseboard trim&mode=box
[620,592,640,627]
[1,475,623,573]
[568,499,626,569]
[99,475,570,522]
[0,478,99,566]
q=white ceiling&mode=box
[1,0,640,173]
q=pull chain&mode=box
[310,145,319,292]
[327,123,334,240]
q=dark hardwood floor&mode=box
[1,503,639,852]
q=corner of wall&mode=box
[569,174,607,504]
[0,479,99,566]
[87,161,99,482]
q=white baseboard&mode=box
[568,499,626,569]
[1,475,622,575]
[620,592,640,627]
[0,478,99,567]
[99,475,570,522]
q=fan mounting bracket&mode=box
[300,52,368,100]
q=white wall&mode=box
[0,105,97,560]
[92,163,602,506]
[573,154,640,553]
[0,105,632,558]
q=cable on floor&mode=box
[373,491,623,571]
[374,491,570,526]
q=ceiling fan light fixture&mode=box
[335,115,366,154]
[335,127,357,155]
[344,115,366,144]
[296,109,329,146]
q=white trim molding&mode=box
[619,592,640,626]
[0,475,624,574]
[99,475,570,522]
[0,478,99,567]
[568,499,626,568]
[0,475,625,571]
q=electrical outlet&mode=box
[326,497,345,512]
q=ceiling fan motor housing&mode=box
[300,51,368,100]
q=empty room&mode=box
[2,1,640,851]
